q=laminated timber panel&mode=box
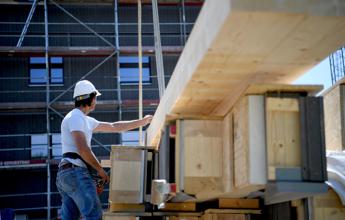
[266,97,302,180]
[232,96,266,194]
[109,147,144,204]
[146,0,345,149]
[311,188,345,220]
[175,119,224,200]
[322,80,345,151]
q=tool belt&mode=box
[62,152,102,184]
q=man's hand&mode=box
[98,168,110,184]
[142,115,153,126]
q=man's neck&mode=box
[77,107,89,115]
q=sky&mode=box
[293,58,332,93]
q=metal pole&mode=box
[152,0,166,99]
[181,0,187,44]
[44,0,51,219]
[16,0,38,47]
[114,0,123,145]
[138,0,143,145]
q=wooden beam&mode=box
[146,0,345,148]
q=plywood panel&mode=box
[146,0,345,148]
[323,84,343,151]
[266,97,301,180]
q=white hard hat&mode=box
[73,80,101,100]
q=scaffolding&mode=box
[0,0,201,218]
[330,47,345,85]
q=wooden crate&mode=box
[108,147,145,204]
[311,188,345,220]
[322,80,345,151]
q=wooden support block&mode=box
[176,119,224,200]
[168,217,200,220]
[322,82,345,151]
[202,209,260,220]
[101,159,111,168]
[232,95,266,192]
[103,215,137,220]
[162,202,197,212]
[311,188,345,220]
[108,203,145,212]
[218,198,259,209]
[109,147,145,204]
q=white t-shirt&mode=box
[59,108,99,167]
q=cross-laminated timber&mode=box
[146,0,345,149]
[322,78,345,151]
[174,84,323,201]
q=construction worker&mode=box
[56,80,152,220]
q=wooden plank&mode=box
[312,188,345,220]
[323,83,344,151]
[168,217,199,220]
[266,97,301,180]
[233,96,266,191]
[204,209,261,215]
[201,214,246,220]
[103,215,137,220]
[146,0,345,148]
[218,198,259,209]
[161,202,197,212]
[222,113,234,194]
[108,203,145,212]
[101,159,111,168]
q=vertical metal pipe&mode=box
[138,0,143,145]
[152,0,166,99]
[44,0,51,219]
[181,0,187,44]
[114,0,122,145]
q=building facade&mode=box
[0,1,201,219]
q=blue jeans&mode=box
[56,166,102,220]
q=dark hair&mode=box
[75,92,96,108]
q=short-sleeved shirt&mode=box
[59,108,99,168]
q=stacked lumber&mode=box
[173,84,328,202]
[322,78,345,151]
